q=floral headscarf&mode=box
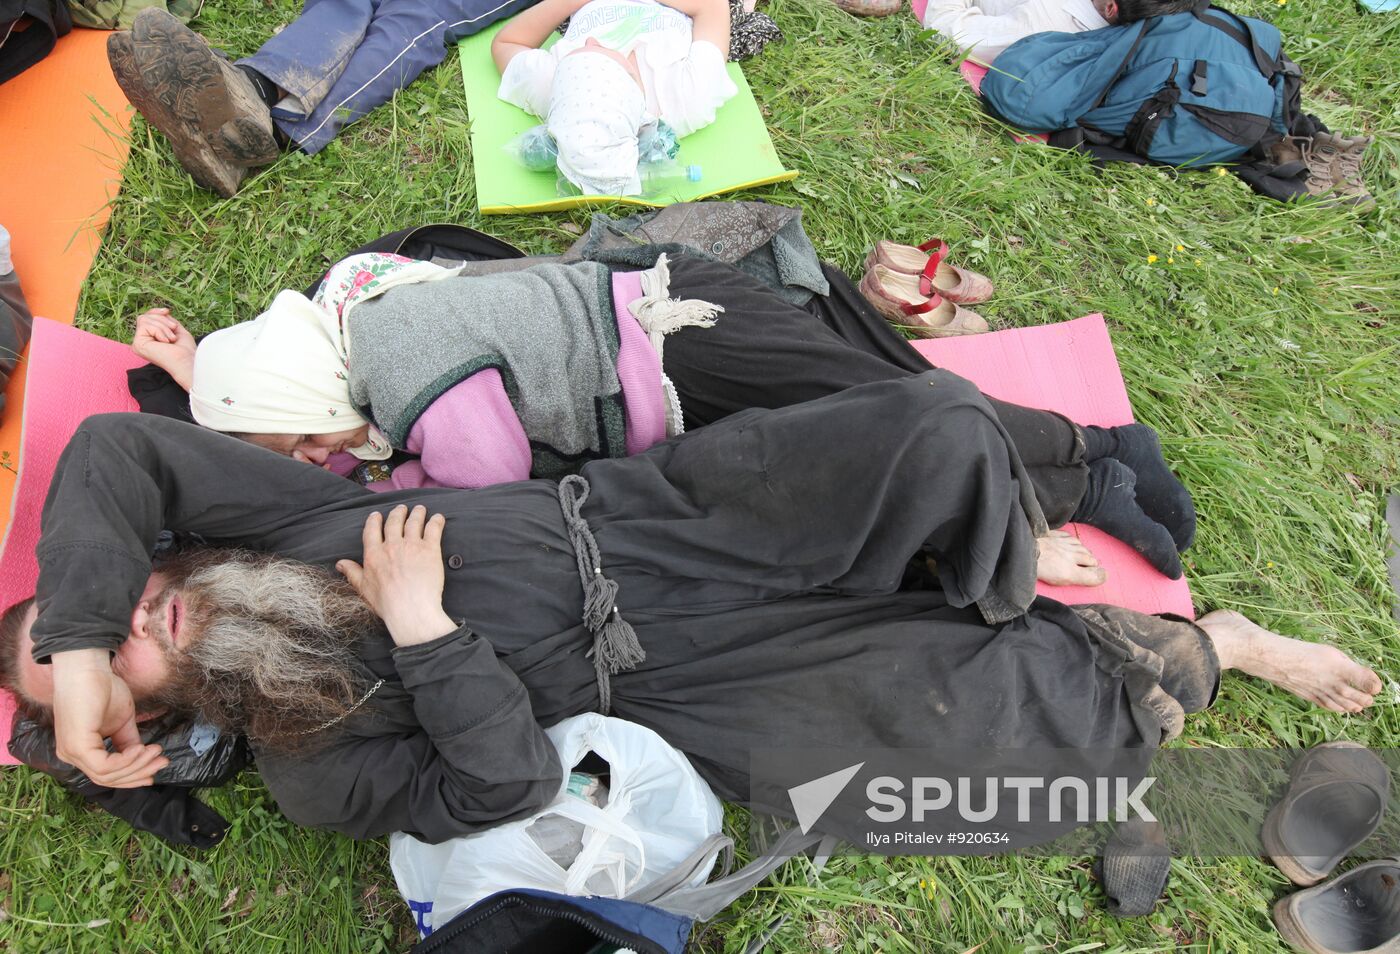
[189,290,392,461]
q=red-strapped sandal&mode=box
[858,264,989,338]
[864,238,995,305]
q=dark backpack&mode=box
[981,2,1321,198]
[0,0,72,84]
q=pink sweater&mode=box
[359,271,665,491]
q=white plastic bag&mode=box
[390,713,723,936]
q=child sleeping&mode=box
[491,0,736,195]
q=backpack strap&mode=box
[1088,19,1154,113]
[1194,4,1281,80]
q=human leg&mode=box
[585,372,1044,623]
[1196,610,1381,714]
[1082,422,1197,551]
[662,254,1091,522]
[266,0,538,154]
[808,261,1196,550]
[108,9,281,197]
[0,224,33,423]
[236,0,376,146]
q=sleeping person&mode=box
[490,0,737,195]
[129,251,1198,581]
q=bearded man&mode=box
[1,374,1380,841]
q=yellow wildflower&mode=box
[1168,257,1175,264]
[1147,254,1158,264]
[1194,258,1203,266]
[1175,244,1185,252]
[1216,167,1229,176]
[1146,197,1157,206]
[1272,286,1280,295]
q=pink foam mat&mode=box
[914,314,1195,619]
[0,319,143,764]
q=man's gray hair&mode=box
[153,549,380,751]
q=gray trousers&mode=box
[0,233,34,423]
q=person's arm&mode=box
[491,0,594,73]
[252,505,560,841]
[406,372,534,490]
[257,628,562,840]
[657,0,730,58]
[130,309,197,392]
[35,413,370,786]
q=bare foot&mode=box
[1198,609,1383,714]
[1036,530,1107,587]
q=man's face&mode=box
[17,572,184,708]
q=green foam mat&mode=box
[458,23,797,214]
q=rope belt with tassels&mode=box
[557,474,644,714]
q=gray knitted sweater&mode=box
[345,261,626,479]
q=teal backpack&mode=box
[981,2,1322,197]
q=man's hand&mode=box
[51,648,168,788]
[336,505,457,647]
[131,308,197,391]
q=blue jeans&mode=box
[240,0,536,154]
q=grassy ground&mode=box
[2,0,1398,950]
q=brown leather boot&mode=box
[1302,132,1374,208]
[108,8,280,197]
[830,0,903,16]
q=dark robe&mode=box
[30,374,1216,842]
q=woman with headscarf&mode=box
[129,250,1199,584]
[490,0,737,195]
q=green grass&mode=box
[3,0,1399,950]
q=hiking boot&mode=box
[1302,132,1374,208]
[830,0,903,16]
[108,8,280,198]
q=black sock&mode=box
[236,65,280,108]
[1072,459,1183,579]
[1082,423,1196,553]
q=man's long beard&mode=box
[149,549,381,753]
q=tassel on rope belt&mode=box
[557,474,644,714]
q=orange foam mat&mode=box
[0,29,132,764]
[0,27,133,561]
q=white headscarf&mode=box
[548,50,647,196]
[189,290,392,460]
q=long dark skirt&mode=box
[663,254,1089,525]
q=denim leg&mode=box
[249,0,537,154]
[237,0,375,143]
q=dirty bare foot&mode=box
[1198,609,1383,714]
[1036,530,1107,587]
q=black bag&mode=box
[128,223,527,418]
[0,0,72,85]
[8,709,252,848]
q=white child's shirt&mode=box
[498,0,737,137]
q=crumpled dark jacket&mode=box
[8,708,252,849]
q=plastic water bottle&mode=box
[639,159,702,197]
